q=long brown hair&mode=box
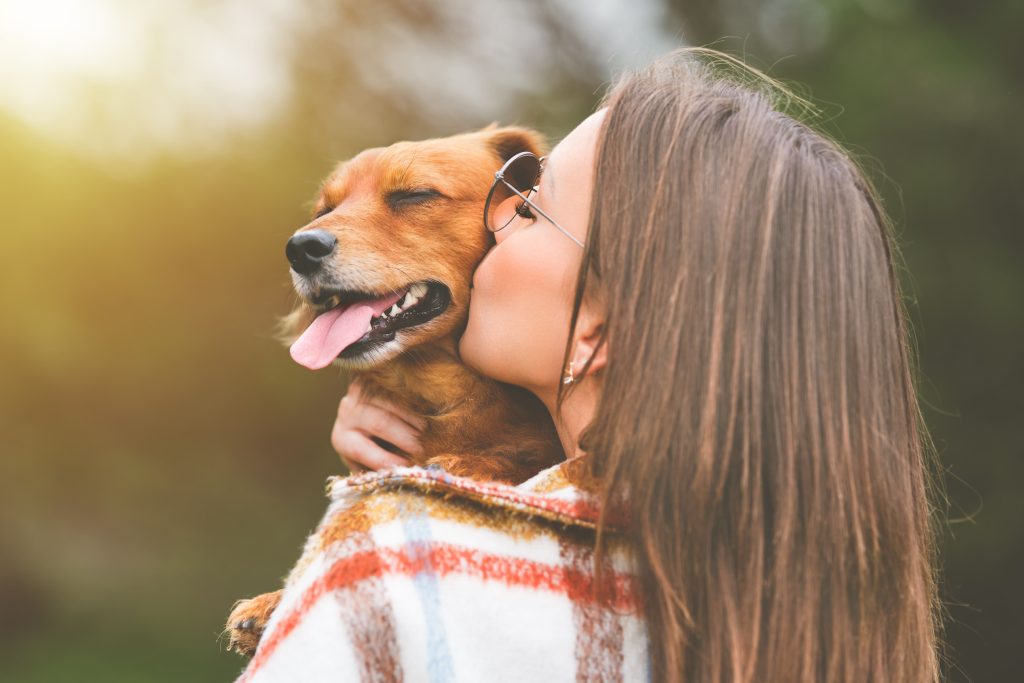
[563,48,942,682]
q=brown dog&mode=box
[226,126,564,656]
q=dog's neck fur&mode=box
[356,335,563,483]
[359,337,471,415]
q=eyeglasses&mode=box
[483,151,584,248]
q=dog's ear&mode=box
[486,125,548,163]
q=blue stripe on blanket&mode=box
[402,507,456,682]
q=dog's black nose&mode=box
[286,229,337,275]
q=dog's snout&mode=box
[286,229,337,275]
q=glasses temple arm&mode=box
[504,182,585,249]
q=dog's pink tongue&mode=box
[289,292,403,370]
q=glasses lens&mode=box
[484,153,541,232]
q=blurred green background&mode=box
[0,1,1019,681]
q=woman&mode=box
[246,48,942,682]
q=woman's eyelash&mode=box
[515,202,535,219]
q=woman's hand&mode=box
[330,378,426,473]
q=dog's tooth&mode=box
[411,283,427,299]
[388,304,401,316]
[400,292,414,310]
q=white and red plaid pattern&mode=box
[233,461,649,682]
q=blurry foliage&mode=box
[0,1,1020,681]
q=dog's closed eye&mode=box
[387,188,445,209]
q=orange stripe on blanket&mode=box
[238,543,640,681]
[335,468,632,529]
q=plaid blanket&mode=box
[233,460,649,682]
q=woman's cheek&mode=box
[460,234,571,388]
[459,254,506,373]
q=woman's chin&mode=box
[456,334,489,378]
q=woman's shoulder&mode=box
[236,461,647,682]
[330,456,628,531]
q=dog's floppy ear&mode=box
[486,125,548,163]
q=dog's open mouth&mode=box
[290,281,450,369]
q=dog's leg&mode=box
[225,589,283,657]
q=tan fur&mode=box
[226,126,563,656]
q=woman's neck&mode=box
[534,379,599,462]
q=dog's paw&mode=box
[225,589,283,657]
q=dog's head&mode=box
[279,125,547,370]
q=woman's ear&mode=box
[571,304,607,377]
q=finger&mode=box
[340,455,368,474]
[345,377,366,400]
[331,425,413,472]
[371,400,428,433]
[339,388,427,433]
[352,403,425,456]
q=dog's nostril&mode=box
[286,229,337,275]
